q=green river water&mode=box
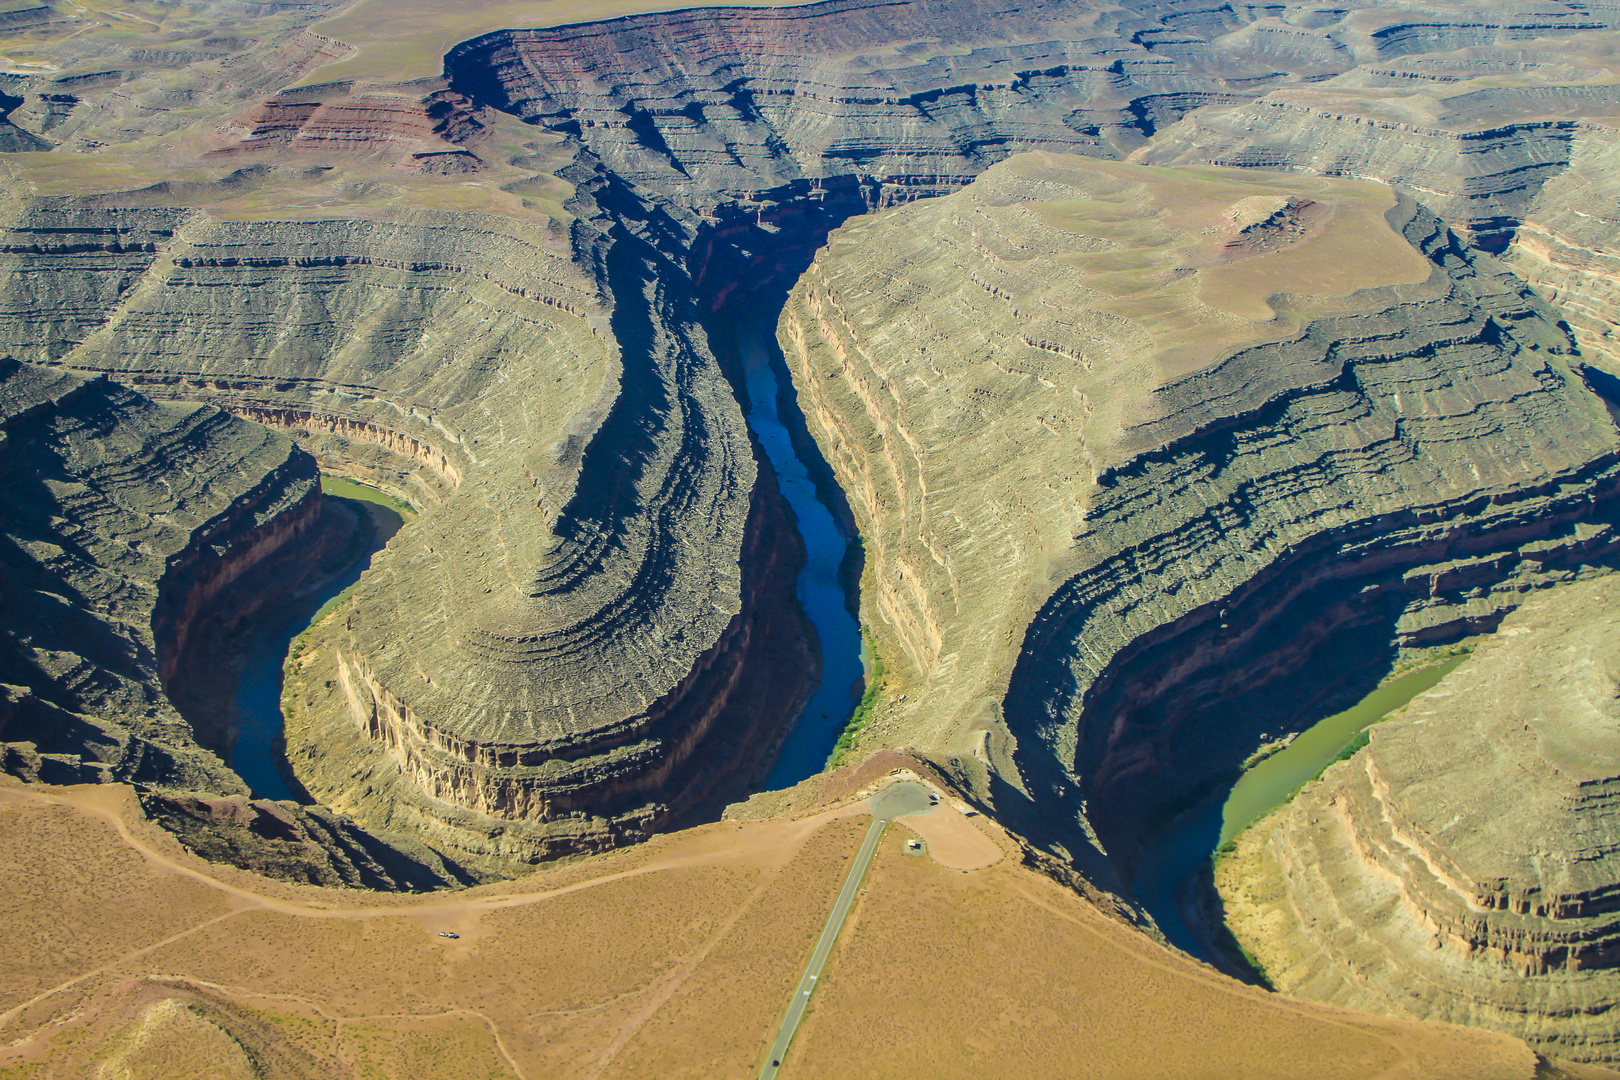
[1218,653,1469,848]
[1132,651,1471,958]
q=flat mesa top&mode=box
[1003,153,1438,379]
[301,0,822,84]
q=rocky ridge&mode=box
[1218,575,1620,1061]
[1502,127,1620,376]
[0,357,322,789]
[0,166,819,865]
[3,0,1620,910]
[778,151,1620,904]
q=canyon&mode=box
[1218,576,1620,1062]
[4,0,1620,1070]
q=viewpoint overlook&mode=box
[5,0,1620,1075]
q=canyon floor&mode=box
[0,762,1549,1080]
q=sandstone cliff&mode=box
[1218,576,1620,1062]
[5,0,1620,915]
[1503,127,1620,378]
[778,152,1620,898]
[0,357,322,790]
[0,162,821,864]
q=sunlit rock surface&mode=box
[778,152,1620,902]
[1219,576,1620,1062]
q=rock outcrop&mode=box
[0,357,325,790]
[0,166,820,864]
[1218,576,1620,1062]
[777,152,1620,899]
[442,0,1285,212]
[7,0,1620,920]
[1502,127,1620,377]
[139,789,473,890]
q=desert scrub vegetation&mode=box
[828,629,884,768]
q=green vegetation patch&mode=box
[827,628,884,769]
[321,475,416,518]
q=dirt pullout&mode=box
[0,766,1541,1080]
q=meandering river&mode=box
[1131,653,1470,959]
[230,478,408,801]
[736,309,867,790]
[230,315,865,802]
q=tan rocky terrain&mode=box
[0,764,1556,1080]
[0,357,323,790]
[8,0,1620,1066]
[1218,575,1620,1062]
[779,150,1620,890]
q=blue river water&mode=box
[231,484,405,801]
[738,313,867,790]
[231,331,861,801]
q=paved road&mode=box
[757,781,934,1078]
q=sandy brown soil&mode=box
[894,806,1003,871]
[0,771,1541,1079]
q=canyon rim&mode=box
[7,0,1620,1075]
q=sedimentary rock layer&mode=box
[778,153,1620,895]
[1503,127,1620,376]
[9,0,1620,901]
[1219,576,1620,1061]
[442,0,1267,207]
[0,357,320,790]
[0,155,809,862]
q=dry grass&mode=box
[0,775,1542,1079]
[787,837,1539,1079]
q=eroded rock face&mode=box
[1503,128,1620,377]
[441,0,1271,207]
[0,358,325,791]
[8,0,1620,909]
[0,173,815,863]
[1219,576,1620,1061]
[778,152,1620,894]
[138,790,471,890]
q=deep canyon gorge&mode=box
[7,0,1620,1072]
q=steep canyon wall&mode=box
[6,0,1620,919]
[777,154,1620,903]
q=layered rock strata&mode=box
[138,789,474,890]
[0,357,320,788]
[0,152,811,863]
[1503,127,1620,377]
[440,0,1620,236]
[777,153,1620,899]
[1135,85,1609,250]
[1218,576,1620,1061]
[207,84,490,160]
[10,0,1620,899]
[442,0,1274,210]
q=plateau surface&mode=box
[8,0,1620,1068]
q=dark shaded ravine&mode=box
[1131,655,1472,961]
[230,478,407,801]
[739,305,864,789]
